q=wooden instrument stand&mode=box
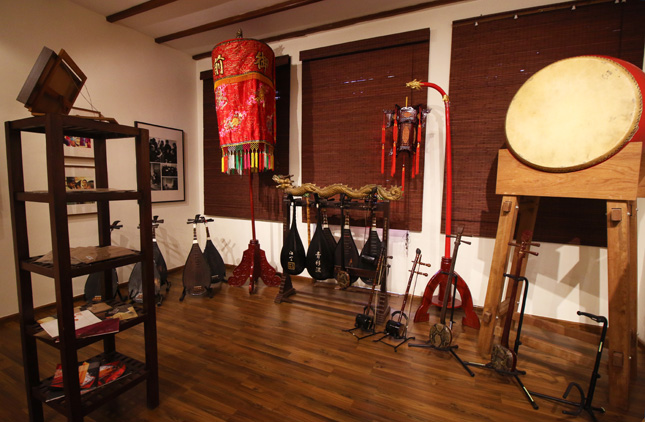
[478,145,642,409]
[275,194,392,325]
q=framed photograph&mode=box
[135,121,185,203]
[64,136,94,158]
[65,165,97,215]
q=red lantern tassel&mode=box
[415,142,420,177]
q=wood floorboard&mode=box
[0,272,644,422]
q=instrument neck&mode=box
[439,244,460,324]
[399,253,420,321]
[500,255,526,348]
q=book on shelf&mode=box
[38,309,119,340]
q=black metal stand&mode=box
[343,324,380,341]
[528,311,608,421]
[409,341,475,376]
[465,275,538,409]
[373,317,415,352]
[343,310,380,340]
[409,243,474,376]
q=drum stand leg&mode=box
[409,341,475,377]
[528,311,608,421]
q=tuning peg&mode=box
[410,271,428,277]
[418,262,431,267]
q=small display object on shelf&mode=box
[16,46,86,115]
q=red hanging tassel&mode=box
[416,116,422,175]
[381,115,386,174]
[391,115,398,177]
[401,164,405,193]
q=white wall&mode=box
[197,0,644,339]
[0,0,199,317]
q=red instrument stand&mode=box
[413,257,480,329]
[228,173,281,293]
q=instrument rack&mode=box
[275,193,392,325]
[528,311,608,421]
[465,274,539,410]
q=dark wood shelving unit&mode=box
[5,113,159,422]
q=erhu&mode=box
[409,227,473,375]
[374,248,429,351]
[343,245,390,340]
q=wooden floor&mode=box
[1,272,644,422]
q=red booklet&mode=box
[75,318,119,338]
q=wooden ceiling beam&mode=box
[192,0,467,60]
[107,0,179,23]
[155,0,324,44]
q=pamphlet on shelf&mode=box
[38,309,119,340]
[45,359,127,402]
[39,310,101,338]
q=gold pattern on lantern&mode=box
[255,51,269,72]
[213,54,225,75]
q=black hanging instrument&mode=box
[334,194,360,287]
[201,216,227,283]
[180,214,213,301]
[280,196,307,275]
[306,197,335,280]
[151,215,169,292]
[321,206,337,252]
[359,193,381,283]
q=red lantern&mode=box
[212,37,276,174]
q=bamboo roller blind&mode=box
[448,0,645,246]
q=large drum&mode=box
[505,56,645,172]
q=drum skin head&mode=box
[506,56,643,172]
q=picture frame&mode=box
[135,121,185,203]
[65,165,97,215]
[64,136,94,158]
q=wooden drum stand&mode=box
[478,145,641,409]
